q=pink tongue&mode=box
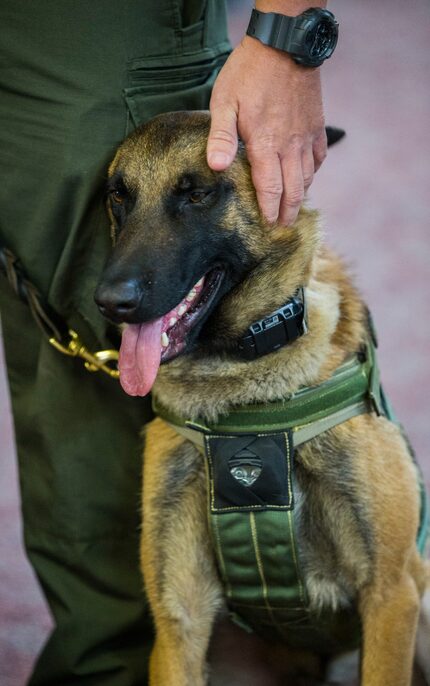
[118,319,163,397]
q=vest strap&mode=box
[166,398,369,452]
[153,340,378,444]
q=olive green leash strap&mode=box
[0,243,120,379]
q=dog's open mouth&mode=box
[118,268,224,396]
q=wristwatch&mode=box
[246,7,338,67]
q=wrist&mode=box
[241,34,320,74]
[239,35,324,100]
[255,1,327,15]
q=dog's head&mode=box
[95,111,330,396]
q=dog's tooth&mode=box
[178,304,187,316]
[161,332,169,348]
[186,289,196,302]
[168,317,177,327]
[196,277,204,288]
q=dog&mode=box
[95,111,429,686]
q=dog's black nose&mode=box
[94,279,142,321]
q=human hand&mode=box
[207,35,327,227]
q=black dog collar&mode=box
[237,288,308,360]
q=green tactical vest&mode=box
[154,336,429,653]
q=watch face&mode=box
[305,19,338,61]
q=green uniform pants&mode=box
[0,2,229,683]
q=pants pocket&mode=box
[124,51,229,132]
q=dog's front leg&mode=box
[142,420,223,686]
[359,572,421,686]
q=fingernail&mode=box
[208,152,230,168]
[265,216,278,226]
[262,209,278,224]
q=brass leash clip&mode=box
[49,329,120,379]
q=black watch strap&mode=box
[247,9,298,52]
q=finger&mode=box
[279,152,304,227]
[207,103,238,171]
[302,145,315,192]
[313,129,328,172]
[247,150,283,224]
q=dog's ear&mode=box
[325,126,346,147]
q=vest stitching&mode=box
[249,511,283,632]
[212,514,232,599]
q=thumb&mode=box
[207,104,238,171]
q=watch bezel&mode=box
[293,9,338,67]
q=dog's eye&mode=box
[188,190,208,204]
[110,189,125,205]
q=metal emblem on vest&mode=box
[229,448,263,487]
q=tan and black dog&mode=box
[95,111,429,686]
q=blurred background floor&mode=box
[1,0,429,684]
